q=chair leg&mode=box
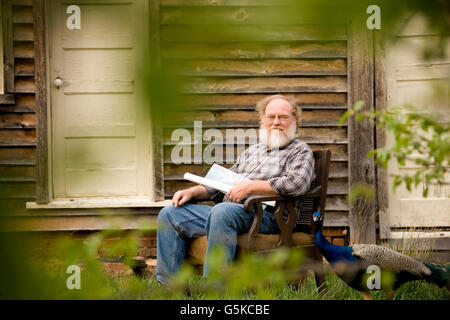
[313,248,328,294]
[288,270,308,291]
[314,268,327,294]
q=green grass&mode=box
[104,273,450,300]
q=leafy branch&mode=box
[340,101,449,197]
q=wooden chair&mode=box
[187,149,331,293]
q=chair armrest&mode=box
[243,186,322,211]
[298,186,322,198]
[244,194,291,212]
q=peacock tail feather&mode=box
[350,244,431,277]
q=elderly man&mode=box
[156,94,315,285]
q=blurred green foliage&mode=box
[340,100,449,198]
[348,182,375,206]
[0,226,307,300]
[1,225,448,300]
[0,217,154,299]
[166,245,305,299]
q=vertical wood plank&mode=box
[347,19,376,244]
[374,30,389,239]
[2,0,14,93]
[34,0,49,203]
[0,3,3,95]
[149,0,164,200]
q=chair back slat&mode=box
[296,149,331,229]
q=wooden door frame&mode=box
[34,0,165,204]
[34,0,49,203]
[373,30,389,239]
[148,0,164,201]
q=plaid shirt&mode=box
[205,139,316,226]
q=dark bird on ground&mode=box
[312,211,449,299]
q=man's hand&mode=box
[227,181,254,203]
[171,185,211,207]
[172,189,193,207]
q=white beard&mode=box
[259,122,297,149]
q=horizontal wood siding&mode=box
[0,0,36,214]
[159,2,349,225]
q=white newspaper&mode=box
[184,164,275,207]
[184,164,250,193]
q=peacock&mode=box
[312,211,450,299]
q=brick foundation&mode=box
[7,227,347,278]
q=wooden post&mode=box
[374,30,390,239]
[34,0,50,203]
[149,0,164,201]
[347,18,376,244]
[2,0,14,93]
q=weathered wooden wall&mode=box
[0,1,350,244]
[158,1,350,227]
[0,0,36,215]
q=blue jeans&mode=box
[155,202,280,284]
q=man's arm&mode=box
[175,148,251,206]
[227,146,315,203]
[227,180,277,203]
